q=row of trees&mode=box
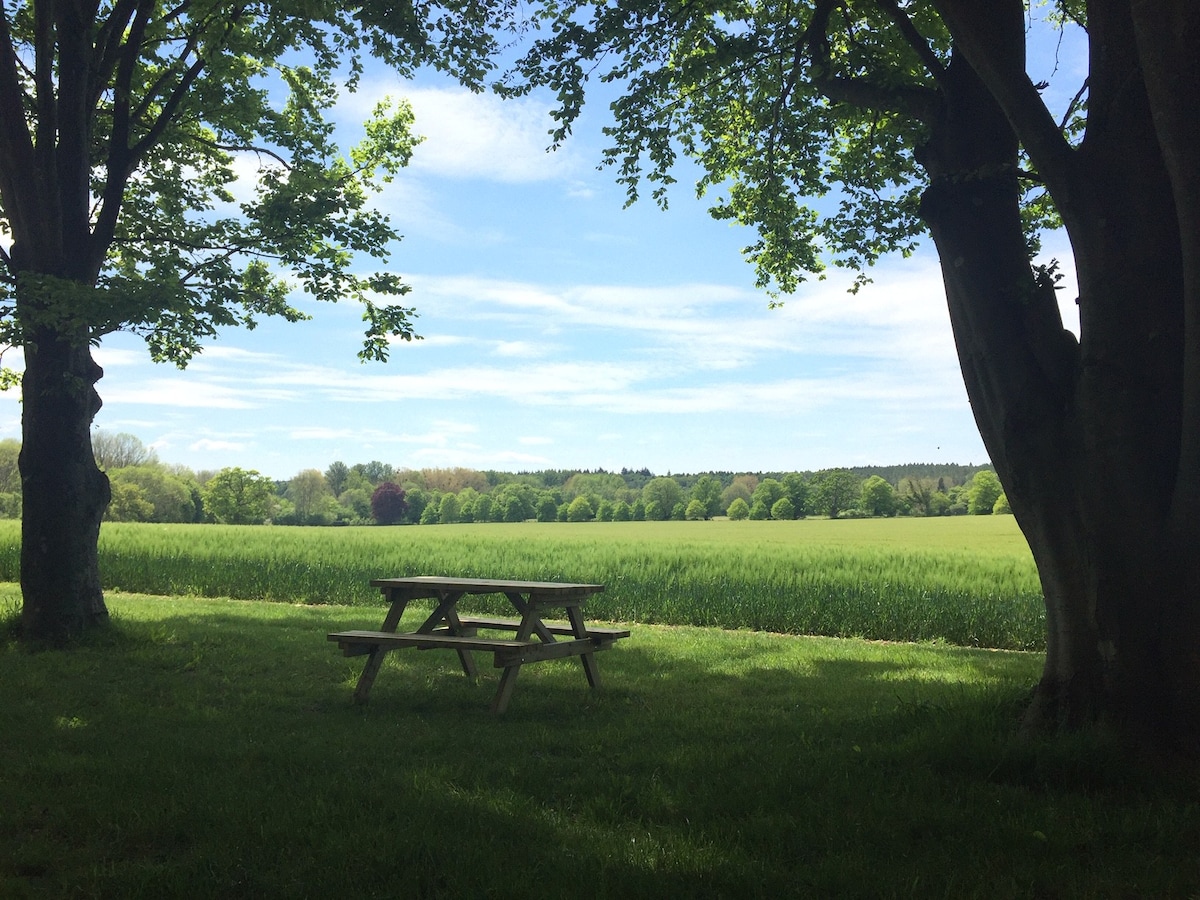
[392,467,1009,526]
[0,432,1008,527]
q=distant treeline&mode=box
[0,434,1003,526]
[528,463,986,492]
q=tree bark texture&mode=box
[18,322,111,643]
[921,2,1200,752]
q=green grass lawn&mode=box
[3,589,1197,898]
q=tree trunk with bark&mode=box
[17,318,111,643]
[919,18,1200,753]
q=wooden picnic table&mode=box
[328,576,629,714]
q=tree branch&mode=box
[805,0,941,124]
[26,0,61,258]
[90,1,157,274]
[190,135,293,171]
[1059,76,1088,132]
[929,0,1077,192]
[0,7,37,238]
[128,20,204,128]
[111,1,158,162]
[874,0,948,84]
[94,5,245,272]
[56,1,106,262]
[92,0,146,110]
[131,6,249,159]
[33,1,56,156]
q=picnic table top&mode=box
[369,576,605,595]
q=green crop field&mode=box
[0,516,1046,650]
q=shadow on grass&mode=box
[2,599,1197,899]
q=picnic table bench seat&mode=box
[329,629,538,655]
[329,624,629,666]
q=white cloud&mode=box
[407,333,472,348]
[566,180,597,200]
[590,370,967,417]
[404,263,959,376]
[328,361,653,405]
[492,340,550,358]
[190,438,247,452]
[219,153,284,207]
[288,426,374,442]
[88,259,964,423]
[398,420,479,447]
[344,82,579,183]
[101,377,295,409]
[406,88,578,182]
[92,347,144,367]
[367,178,473,242]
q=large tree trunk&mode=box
[18,320,111,643]
[919,41,1200,753]
[2,2,113,642]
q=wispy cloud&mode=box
[93,259,964,423]
[189,437,248,453]
[343,83,579,183]
[286,421,478,447]
[406,261,959,371]
[100,378,288,409]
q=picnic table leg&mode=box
[412,591,479,678]
[566,605,602,689]
[490,603,540,714]
[353,589,412,704]
[444,607,479,678]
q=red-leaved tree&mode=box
[369,482,408,525]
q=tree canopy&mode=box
[202,466,274,524]
[0,1,521,641]
[0,2,515,365]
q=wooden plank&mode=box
[527,591,593,608]
[370,576,604,597]
[489,599,544,715]
[329,630,536,653]
[442,606,479,678]
[451,616,630,639]
[345,587,417,700]
[492,637,620,667]
[567,605,602,689]
[412,591,466,633]
[503,594,558,642]
[490,666,521,715]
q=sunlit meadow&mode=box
[0,516,1044,649]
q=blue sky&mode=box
[0,24,1083,482]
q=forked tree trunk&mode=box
[18,322,111,643]
[920,51,1200,753]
